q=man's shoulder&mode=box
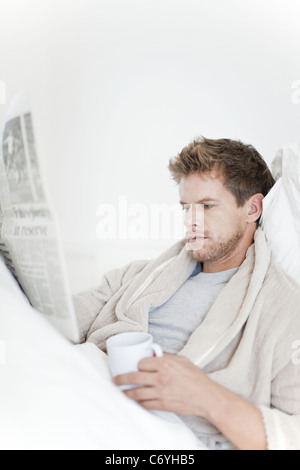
[104,238,186,289]
[266,261,300,296]
[260,260,300,327]
[102,258,150,292]
[258,261,300,370]
[118,239,187,282]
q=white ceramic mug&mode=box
[106,332,163,389]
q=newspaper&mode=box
[0,93,79,342]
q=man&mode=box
[74,137,300,450]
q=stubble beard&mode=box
[191,226,245,263]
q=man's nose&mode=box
[183,204,204,229]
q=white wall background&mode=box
[0,0,300,293]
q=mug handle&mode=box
[151,343,163,358]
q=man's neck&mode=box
[202,247,250,273]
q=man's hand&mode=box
[113,354,215,417]
[113,353,267,450]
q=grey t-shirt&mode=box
[148,262,239,354]
[148,262,241,449]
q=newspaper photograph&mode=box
[0,97,79,343]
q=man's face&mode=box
[179,171,249,265]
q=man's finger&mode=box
[139,399,166,411]
[138,356,165,371]
[113,371,158,387]
[124,385,159,402]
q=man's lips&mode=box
[187,234,208,242]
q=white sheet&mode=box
[0,258,206,450]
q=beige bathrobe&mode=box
[73,227,300,450]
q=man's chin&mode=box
[191,250,206,262]
[185,237,208,252]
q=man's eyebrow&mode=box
[179,198,219,205]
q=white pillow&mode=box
[260,144,300,286]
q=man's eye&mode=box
[181,204,214,211]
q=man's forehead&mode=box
[179,171,225,200]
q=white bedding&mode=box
[0,257,206,450]
[260,143,300,285]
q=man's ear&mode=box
[247,193,264,222]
